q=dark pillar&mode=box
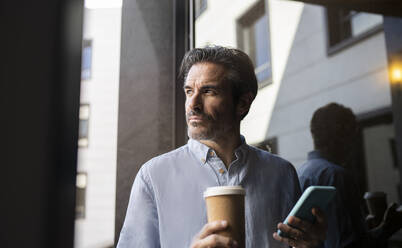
[0,1,83,248]
[115,0,189,243]
[383,16,402,203]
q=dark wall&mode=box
[115,0,189,242]
[0,1,83,248]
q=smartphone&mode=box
[277,185,336,237]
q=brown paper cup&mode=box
[204,186,245,248]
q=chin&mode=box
[188,129,212,141]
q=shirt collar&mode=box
[308,150,326,160]
[188,138,210,164]
[188,135,249,165]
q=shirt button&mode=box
[219,168,225,174]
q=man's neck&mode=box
[200,133,242,169]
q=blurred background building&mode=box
[74,5,122,248]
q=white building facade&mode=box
[75,7,122,248]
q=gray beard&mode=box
[187,122,234,141]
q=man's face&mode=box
[184,62,238,141]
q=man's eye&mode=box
[204,89,215,94]
[185,89,193,95]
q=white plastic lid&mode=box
[203,186,245,198]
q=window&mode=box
[326,9,383,54]
[81,40,92,80]
[255,137,278,154]
[75,172,87,219]
[237,0,272,87]
[354,108,400,204]
[195,0,208,19]
[78,104,90,147]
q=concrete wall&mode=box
[115,0,177,242]
[75,7,121,248]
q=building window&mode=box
[81,40,92,80]
[326,9,383,54]
[76,172,87,219]
[255,137,278,154]
[78,104,90,147]
[237,0,272,87]
[195,0,208,19]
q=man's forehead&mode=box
[184,62,226,86]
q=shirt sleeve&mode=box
[117,165,160,248]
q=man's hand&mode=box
[273,208,327,248]
[190,220,239,248]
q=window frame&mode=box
[194,0,208,19]
[78,103,90,148]
[254,137,278,154]
[75,172,88,219]
[236,0,273,88]
[325,7,383,56]
[81,39,93,81]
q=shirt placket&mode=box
[207,150,229,186]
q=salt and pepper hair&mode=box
[179,46,258,107]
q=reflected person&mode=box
[117,46,327,248]
[297,103,367,248]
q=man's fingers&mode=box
[198,220,228,239]
[191,221,239,248]
[312,208,327,226]
[197,234,238,248]
[273,232,299,247]
[287,216,312,233]
[277,222,304,242]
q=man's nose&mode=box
[187,91,202,112]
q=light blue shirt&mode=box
[117,137,301,248]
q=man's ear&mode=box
[236,92,254,120]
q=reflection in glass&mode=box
[196,0,272,87]
[194,0,401,244]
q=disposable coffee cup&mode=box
[204,186,245,248]
[364,192,387,216]
[364,192,387,227]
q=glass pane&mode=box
[195,0,272,85]
[81,42,92,80]
[351,12,383,37]
[194,2,401,245]
[254,14,269,68]
[79,119,88,139]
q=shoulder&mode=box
[298,157,343,175]
[137,145,190,181]
[142,145,189,168]
[246,145,298,182]
[298,158,350,186]
[248,145,295,170]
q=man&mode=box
[117,46,326,248]
[297,103,367,248]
